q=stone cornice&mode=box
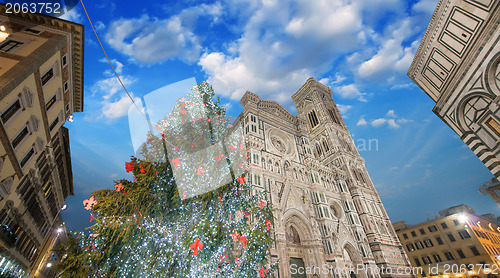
[0,3,84,112]
[407,0,449,79]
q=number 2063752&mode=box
[5,3,62,14]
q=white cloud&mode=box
[105,15,201,64]
[386,110,397,118]
[95,21,105,31]
[319,78,330,85]
[337,104,353,115]
[102,94,141,119]
[60,7,83,23]
[199,52,312,100]
[199,0,364,101]
[331,73,347,84]
[357,116,368,126]
[104,2,223,64]
[198,2,224,22]
[397,118,411,124]
[412,0,437,15]
[89,59,142,120]
[371,118,387,127]
[387,119,400,129]
[93,59,134,100]
[358,110,411,129]
[356,5,428,82]
[334,84,367,102]
[391,83,413,90]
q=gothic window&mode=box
[286,225,301,244]
[275,162,280,174]
[315,143,323,157]
[308,110,319,128]
[322,140,330,152]
[338,182,345,193]
[251,152,260,164]
[328,109,340,125]
[463,96,491,127]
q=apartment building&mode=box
[394,205,500,278]
[0,4,83,276]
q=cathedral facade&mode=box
[234,78,412,278]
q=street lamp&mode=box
[30,204,68,276]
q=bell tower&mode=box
[292,77,412,277]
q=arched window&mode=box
[308,110,319,128]
[315,143,323,157]
[322,140,330,152]
[328,109,340,125]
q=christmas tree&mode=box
[56,82,275,277]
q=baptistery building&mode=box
[233,78,413,278]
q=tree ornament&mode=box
[83,196,97,210]
[114,183,123,192]
[237,175,246,185]
[259,267,267,277]
[172,157,181,168]
[189,237,203,256]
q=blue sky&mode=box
[54,0,497,231]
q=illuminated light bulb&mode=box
[0,26,5,32]
[458,214,468,223]
[46,263,52,268]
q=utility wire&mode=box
[79,0,150,124]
